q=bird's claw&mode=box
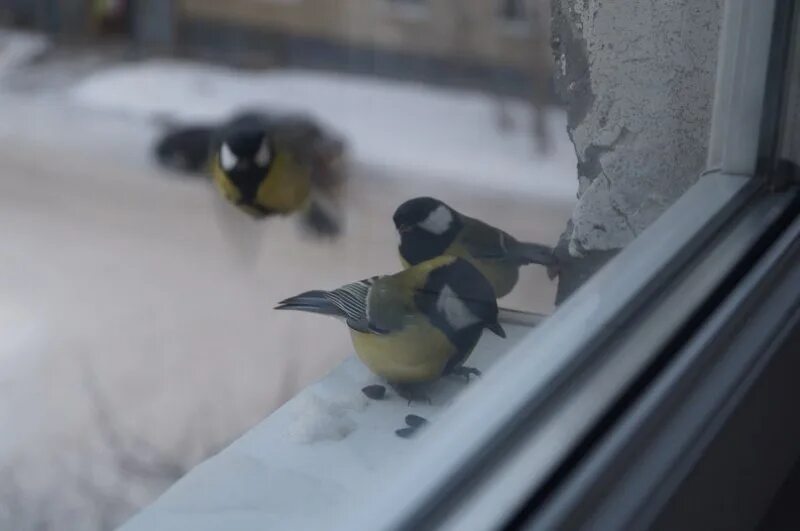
[450,366,482,382]
[407,395,432,407]
[390,383,432,406]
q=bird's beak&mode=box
[487,321,506,338]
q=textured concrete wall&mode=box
[552,0,722,256]
[550,0,722,302]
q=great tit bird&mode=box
[275,256,506,401]
[393,197,559,298]
[210,113,346,236]
[154,110,346,177]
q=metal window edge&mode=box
[522,1,799,528]
[707,0,776,175]
[463,185,797,531]
[338,0,787,528]
[529,202,800,531]
[337,173,772,531]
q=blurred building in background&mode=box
[0,0,553,99]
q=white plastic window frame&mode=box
[337,0,793,529]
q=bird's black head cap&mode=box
[394,197,463,265]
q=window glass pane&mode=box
[0,0,724,528]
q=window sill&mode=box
[120,323,534,530]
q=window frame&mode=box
[336,0,800,529]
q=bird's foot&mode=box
[361,384,387,400]
[390,383,432,406]
[449,366,482,382]
[395,414,429,438]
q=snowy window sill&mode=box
[120,322,535,531]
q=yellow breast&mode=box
[255,152,311,214]
[210,151,311,214]
[211,162,242,204]
[350,319,455,384]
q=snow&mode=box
[0,300,47,455]
[0,30,47,78]
[286,392,365,443]
[0,303,43,378]
[70,60,577,201]
[122,323,533,531]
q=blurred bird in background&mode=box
[393,197,559,298]
[275,256,505,403]
[152,110,348,237]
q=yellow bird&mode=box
[210,116,342,236]
[393,197,559,298]
[275,256,505,401]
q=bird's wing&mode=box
[459,217,556,268]
[324,278,385,334]
[458,217,515,260]
[276,277,398,334]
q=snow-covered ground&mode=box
[123,326,532,531]
[0,30,47,76]
[0,30,576,530]
[70,60,577,200]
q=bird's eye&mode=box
[220,143,238,171]
[254,141,271,168]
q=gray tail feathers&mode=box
[486,321,507,338]
[512,242,560,280]
[275,290,343,317]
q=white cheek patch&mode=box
[436,284,481,330]
[254,141,271,168]
[418,205,453,235]
[220,143,238,171]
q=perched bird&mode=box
[393,197,559,298]
[207,112,346,236]
[275,256,506,400]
